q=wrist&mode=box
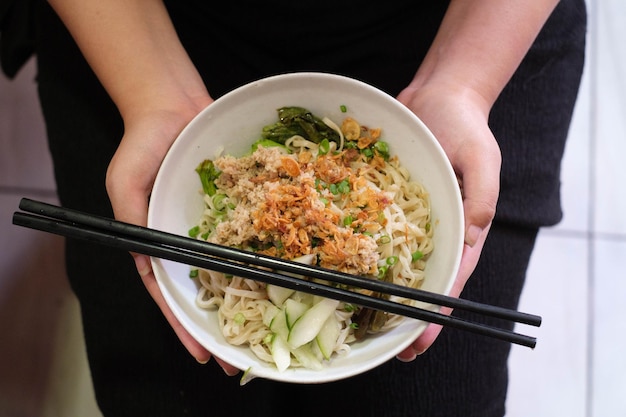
[399,78,492,122]
[122,91,213,139]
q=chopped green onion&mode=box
[189,269,199,278]
[319,138,330,155]
[337,179,350,194]
[386,256,398,266]
[379,235,391,244]
[377,265,389,279]
[234,312,246,325]
[263,333,274,345]
[411,250,424,262]
[349,322,359,329]
[373,141,390,160]
[340,104,347,113]
[343,215,353,226]
[212,193,228,210]
[188,225,200,238]
[344,303,356,312]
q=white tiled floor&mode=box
[0,58,101,416]
[1,1,624,415]
[506,1,626,416]
[0,55,102,416]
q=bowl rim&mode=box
[148,71,464,383]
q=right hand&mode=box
[105,96,240,376]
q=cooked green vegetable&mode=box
[195,159,221,196]
[261,106,341,145]
[250,138,291,154]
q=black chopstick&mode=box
[17,198,542,326]
[13,198,540,348]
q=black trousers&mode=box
[34,0,585,415]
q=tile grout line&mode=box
[585,0,598,416]
[540,228,626,242]
[0,186,58,198]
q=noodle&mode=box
[191,109,433,371]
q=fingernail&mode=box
[196,357,209,365]
[223,367,240,377]
[465,224,482,247]
[133,255,152,277]
[396,353,417,362]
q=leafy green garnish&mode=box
[261,106,340,145]
[195,159,221,196]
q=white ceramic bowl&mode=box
[148,72,463,384]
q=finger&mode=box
[213,356,241,376]
[457,143,500,247]
[396,224,490,361]
[396,322,445,361]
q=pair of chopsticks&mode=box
[12,198,541,348]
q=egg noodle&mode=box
[190,108,433,371]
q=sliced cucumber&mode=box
[271,334,291,372]
[269,308,289,341]
[239,367,256,386]
[292,344,323,370]
[284,298,310,328]
[288,298,340,349]
[262,304,281,327]
[266,254,315,306]
[291,290,315,306]
[266,284,295,306]
[315,314,341,360]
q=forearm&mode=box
[410,0,559,112]
[47,0,210,124]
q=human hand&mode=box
[394,82,501,360]
[105,99,240,376]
